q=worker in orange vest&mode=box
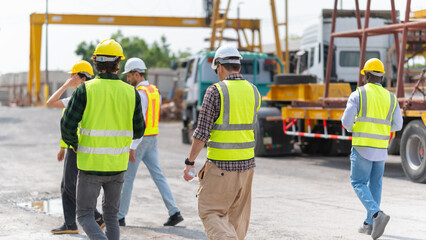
[118,57,183,227]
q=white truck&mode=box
[295,9,397,90]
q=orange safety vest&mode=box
[137,84,160,136]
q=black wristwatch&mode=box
[185,158,195,165]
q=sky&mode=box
[0,0,424,75]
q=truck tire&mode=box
[400,120,426,183]
[254,119,266,157]
[255,107,284,157]
[181,107,195,145]
[300,137,321,154]
[319,139,351,156]
[387,132,401,155]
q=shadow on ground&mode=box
[123,225,206,239]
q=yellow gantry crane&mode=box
[29,1,290,105]
[28,13,260,105]
[209,0,290,73]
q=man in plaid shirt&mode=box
[183,45,261,240]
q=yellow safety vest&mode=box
[77,78,136,172]
[352,83,397,149]
[137,84,160,136]
[207,80,261,161]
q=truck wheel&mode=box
[181,126,192,144]
[319,139,339,156]
[387,132,401,155]
[400,120,426,183]
[254,107,283,157]
[300,137,320,154]
[254,119,266,157]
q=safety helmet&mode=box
[360,58,385,76]
[211,45,243,70]
[93,39,125,61]
[68,60,94,78]
[122,58,147,74]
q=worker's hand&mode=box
[57,148,65,162]
[64,74,83,88]
[71,147,77,153]
[183,165,196,182]
[129,149,136,162]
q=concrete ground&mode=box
[0,107,425,240]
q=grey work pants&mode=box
[76,171,125,240]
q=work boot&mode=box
[371,211,390,240]
[358,222,372,235]
[96,215,105,229]
[51,223,78,234]
[164,212,183,226]
[119,217,126,227]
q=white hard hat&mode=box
[123,57,147,74]
[211,45,243,70]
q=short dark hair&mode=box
[220,57,241,72]
[365,72,383,83]
[222,64,241,72]
[91,55,121,73]
[131,71,145,78]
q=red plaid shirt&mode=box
[193,73,256,172]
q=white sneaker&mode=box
[358,222,372,235]
[372,211,390,240]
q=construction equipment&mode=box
[28,13,260,105]
[256,0,426,183]
[208,0,290,73]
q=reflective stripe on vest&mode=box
[77,78,136,172]
[352,83,397,149]
[207,80,261,161]
[79,128,133,137]
[137,84,160,136]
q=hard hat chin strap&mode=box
[216,58,241,65]
[95,56,120,62]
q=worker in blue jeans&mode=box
[118,58,183,227]
[342,58,403,240]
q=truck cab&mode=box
[295,9,396,89]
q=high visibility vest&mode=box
[137,84,160,136]
[77,78,136,172]
[207,80,261,161]
[352,83,397,149]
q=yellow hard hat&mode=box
[93,39,125,60]
[360,58,385,75]
[68,60,94,76]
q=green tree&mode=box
[75,30,192,73]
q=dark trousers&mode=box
[77,171,125,240]
[61,149,102,225]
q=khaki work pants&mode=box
[197,161,254,240]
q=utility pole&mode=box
[237,2,244,49]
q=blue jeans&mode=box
[118,136,179,219]
[350,148,385,224]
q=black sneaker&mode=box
[119,217,126,227]
[96,215,105,229]
[164,212,183,226]
[51,223,79,234]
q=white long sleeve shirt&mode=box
[341,83,403,161]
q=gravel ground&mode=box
[0,107,425,240]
